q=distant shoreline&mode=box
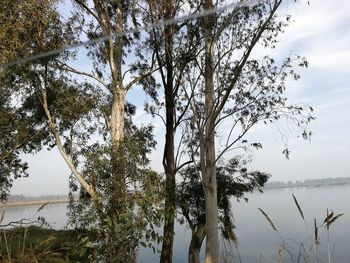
[3,179,350,207]
[0,199,69,208]
[264,181,350,190]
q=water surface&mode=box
[1,185,349,262]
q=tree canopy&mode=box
[0,0,314,262]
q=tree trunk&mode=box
[203,0,220,262]
[93,0,125,143]
[111,88,125,142]
[160,154,175,263]
[204,130,219,263]
[188,226,206,263]
[93,0,127,211]
[160,108,175,263]
[110,87,127,213]
[160,1,176,262]
[204,175,219,263]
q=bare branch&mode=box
[215,122,254,163]
[212,0,282,127]
[152,111,167,126]
[124,67,159,91]
[175,132,184,168]
[175,160,194,174]
[54,60,109,88]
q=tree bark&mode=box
[160,1,176,262]
[110,88,125,143]
[92,0,127,212]
[203,0,220,262]
[40,88,100,203]
[92,0,125,143]
[188,226,206,263]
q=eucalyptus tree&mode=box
[46,0,162,260]
[1,0,162,261]
[181,0,314,261]
[58,0,144,203]
[139,1,201,262]
[0,0,66,201]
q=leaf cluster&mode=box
[177,156,270,240]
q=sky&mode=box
[10,0,350,196]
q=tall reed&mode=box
[257,194,344,263]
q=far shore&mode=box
[0,199,69,208]
[264,181,350,190]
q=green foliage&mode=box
[0,0,68,201]
[67,128,163,261]
[0,1,316,262]
[0,226,94,262]
[177,156,270,240]
[1,0,163,259]
[0,0,65,64]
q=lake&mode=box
[1,184,349,262]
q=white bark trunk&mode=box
[204,144,219,263]
[203,0,220,262]
[40,89,100,202]
[111,88,125,142]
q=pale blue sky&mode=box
[11,0,350,195]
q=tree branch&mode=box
[212,0,282,127]
[124,67,159,91]
[0,127,45,162]
[74,0,101,24]
[39,86,100,203]
[54,60,109,88]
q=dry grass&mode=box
[0,226,92,263]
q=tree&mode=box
[1,0,162,261]
[0,0,66,201]
[1,1,315,262]
[146,2,177,261]
[140,1,201,262]
[46,0,163,260]
[181,0,314,261]
[177,157,270,263]
[202,0,220,260]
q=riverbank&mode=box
[0,199,69,208]
[264,180,350,190]
[0,226,91,262]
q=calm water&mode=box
[0,202,68,229]
[231,184,350,263]
[1,185,349,262]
